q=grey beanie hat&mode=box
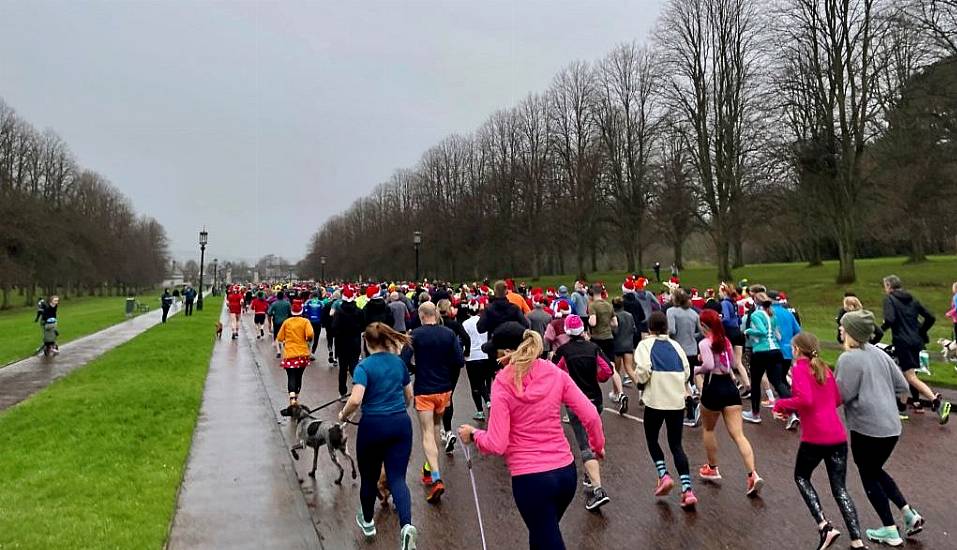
[841,309,876,344]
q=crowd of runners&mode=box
[220,272,952,550]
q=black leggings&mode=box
[442,367,462,432]
[310,322,322,354]
[642,407,689,478]
[326,331,335,357]
[286,367,305,394]
[749,350,791,413]
[512,462,577,550]
[357,412,413,527]
[794,442,862,540]
[850,432,907,527]
[337,344,360,397]
[465,359,493,411]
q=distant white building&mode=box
[161,261,185,289]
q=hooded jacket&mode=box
[472,358,605,476]
[362,297,393,329]
[881,290,935,349]
[476,297,528,336]
[622,292,646,336]
[332,300,363,352]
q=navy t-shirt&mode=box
[353,352,410,416]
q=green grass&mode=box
[527,255,957,388]
[0,306,216,549]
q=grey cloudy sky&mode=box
[1,0,664,263]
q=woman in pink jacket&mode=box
[458,323,605,550]
[773,332,866,550]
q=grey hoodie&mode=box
[835,344,909,438]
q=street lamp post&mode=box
[320,256,326,282]
[413,231,422,281]
[197,228,208,311]
[213,258,218,296]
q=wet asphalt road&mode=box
[241,314,955,550]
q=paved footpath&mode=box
[166,308,321,550]
[236,314,956,550]
[0,302,185,412]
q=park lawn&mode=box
[0,306,216,549]
[528,255,957,388]
[0,294,151,367]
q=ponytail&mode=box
[503,330,544,394]
[792,332,830,385]
[364,322,411,354]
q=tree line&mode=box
[0,99,170,308]
[302,0,957,284]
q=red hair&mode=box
[699,309,729,355]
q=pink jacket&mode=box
[773,357,846,445]
[473,358,605,477]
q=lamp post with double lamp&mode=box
[213,258,219,296]
[413,231,422,282]
[197,228,208,311]
[320,256,326,282]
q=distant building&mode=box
[161,260,186,289]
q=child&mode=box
[626,311,696,509]
[774,332,866,549]
[42,317,59,356]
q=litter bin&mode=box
[125,297,136,318]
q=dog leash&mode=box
[300,394,352,420]
[461,443,489,550]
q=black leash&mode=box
[301,394,351,419]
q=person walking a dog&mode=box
[277,299,314,413]
[401,301,464,504]
[339,322,418,550]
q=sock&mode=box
[766,388,775,401]
[431,469,441,483]
[680,474,692,492]
[655,460,667,479]
[709,464,717,470]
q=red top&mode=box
[251,297,268,314]
[226,292,243,312]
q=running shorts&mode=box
[700,373,742,411]
[228,305,242,315]
[414,391,452,413]
[254,313,266,325]
[273,322,283,339]
[895,344,920,372]
[727,327,745,348]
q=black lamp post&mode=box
[197,228,208,311]
[320,255,326,282]
[213,258,218,296]
[413,231,422,281]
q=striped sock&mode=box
[655,460,667,479]
[680,474,693,492]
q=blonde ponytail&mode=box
[503,330,544,394]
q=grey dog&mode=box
[290,405,357,484]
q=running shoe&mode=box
[585,486,610,511]
[472,410,486,421]
[275,352,281,359]
[618,394,629,416]
[699,464,722,481]
[562,413,570,423]
[746,472,764,497]
[742,410,762,424]
[899,413,910,421]
[865,526,903,547]
[817,522,840,550]
[582,473,593,489]
[608,391,622,403]
[903,507,925,536]
[786,413,801,431]
[355,510,376,538]
[445,433,457,455]
[680,490,698,510]
[655,474,675,497]
[426,480,445,504]
[421,463,432,486]
[761,399,775,408]
[912,402,925,414]
[936,398,951,425]
[740,386,752,399]
[623,375,634,387]
[309,354,316,361]
[400,524,418,550]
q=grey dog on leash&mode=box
[289,404,357,483]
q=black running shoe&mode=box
[618,394,629,416]
[817,522,840,550]
[585,487,610,512]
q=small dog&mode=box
[938,338,957,363]
[215,321,223,339]
[290,405,357,483]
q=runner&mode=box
[388,291,410,333]
[880,275,950,423]
[719,282,751,397]
[322,290,339,366]
[267,291,292,357]
[251,291,269,339]
[243,287,253,314]
[587,284,627,414]
[743,292,791,424]
[543,301,572,358]
[611,297,637,394]
[332,286,363,397]
[551,314,612,511]
[400,302,463,504]
[437,299,470,453]
[695,309,763,496]
[458,326,605,550]
[276,299,313,413]
[837,310,927,546]
[666,289,701,427]
[226,286,243,339]
[304,292,323,360]
[773,332,866,549]
[462,299,491,420]
[338,323,418,550]
[627,311,697,510]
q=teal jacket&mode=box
[745,309,780,353]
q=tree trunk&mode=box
[836,231,856,284]
[590,246,598,274]
[808,238,823,267]
[673,239,684,271]
[908,220,928,263]
[624,242,636,274]
[732,235,745,268]
[715,232,733,283]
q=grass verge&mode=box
[0,305,216,549]
[528,256,957,389]
[0,294,153,367]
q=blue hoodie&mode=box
[304,298,323,323]
[771,303,801,360]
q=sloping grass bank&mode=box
[0,306,216,549]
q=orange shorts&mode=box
[414,391,452,413]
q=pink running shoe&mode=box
[680,490,698,510]
[655,474,675,497]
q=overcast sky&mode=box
[1,0,664,264]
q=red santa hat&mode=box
[546,287,556,297]
[554,300,571,318]
[342,286,356,302]
[622,279,636,293]
[366,286,378,300]
[480,284,490,295]
[505,278,516,292]
[635,277,648,290]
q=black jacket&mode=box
[622,292,645,342]
[362,298,394,329]
[442,316,471,359]
[881,290,935,349]
[332,301,364,351]
[477,297,528,336]
[321,300,335,329]
[553,336,606,405]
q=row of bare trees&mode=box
[0,99,170,307]
[304,0,957,283]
